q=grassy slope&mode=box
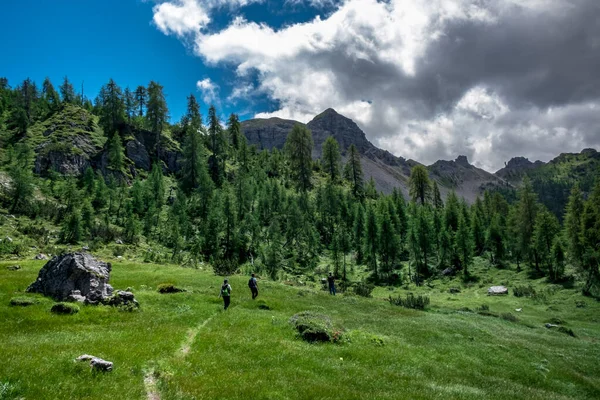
[1,259,600,400]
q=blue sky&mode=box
[2,0,599,171]
[0,0,329,122]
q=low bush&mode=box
[9,297,38,307]
[513,285,536,297]
[51,302,79,315]
[501,313,518,323]
[353,282,375,298]
[257,300,271,310]
[289,311,343,343]
[557,326,576,337]
[157,283,185,294]
[388,293,430,310]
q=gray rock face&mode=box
[27,253,113,303]
[125,139,151,171]
[488,286,509,295]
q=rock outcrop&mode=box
[27,253,113,303]
[488,286,509,296]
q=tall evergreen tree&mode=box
[181,95,210,195]
[533,207,560,278]
[409,165,431,205]
[432,181,444,209]
[98,79,125,135]
[41,77,61,117]
[134,85,147,117]
[363,204,379,278]
[124,87,136,123]
[107,132,125,171]
[284,124,313,192]
[455,214,473,277]
[322,136,341,182]
[580,181,600,295]
[564,183,585,268]
[207,105,225,186]
[517,176,539,271]
[146,81,169,159]
[227,113,242,152]
[59,76,76,104]
[353,203,365,264]
[344,144,364,198]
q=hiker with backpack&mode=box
[248,273,259,300]
[327,272,336,295]
[219,279,232,310]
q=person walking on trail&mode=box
[248,273,259,300]
[219,279,232,310]
[327,272,336,295]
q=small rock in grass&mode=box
[449,287,461,294]
[76,354,113,372]
[515,308,522,312]
[488,286,508,296]
[6,265,21,271]
[115,239,124,245]
[545,323,559,329]
[34,253,48,260]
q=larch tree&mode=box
[322,136,341,183]
[409,165,431,205]
[146,81,169,159]
[344,144,364,198]
[284,124,313,192]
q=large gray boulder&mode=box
[27,253,113,303]
[488,286,509,296]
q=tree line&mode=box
[0,76,599,296]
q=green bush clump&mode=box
[289,311,343,343]
[9,297,38,307]
[157,283,185,294]
[388,293,430,310]
[353,282,375,298]
[557,327,576,337]
[50,302,79,315]
[513,285,536,297]
[501,313,518,323]
[257,300,271,310]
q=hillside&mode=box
[242,109,508,200]
[494,149,600,216]
[2,258,600,400]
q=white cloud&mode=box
[153,0,600,171]
[196,78,220,104]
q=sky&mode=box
[2,0,600,172]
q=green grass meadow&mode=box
[2,259,600,400]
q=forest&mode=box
[1,76,599,297]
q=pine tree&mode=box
[41,77,61,117]
[8,144,35,213]
[227,113,242,152]
[148,163,165,208]
[107,132,125,171]
[134,86,147,117]
[432,181,443,209]
[59,76,76,104]
[60,208,83,244]
[146,81,169,159]
[207,105,225,186]
[98,79,125,134]
[533,207,560,278]
[284,124,313,192]
[365,177,378,199]
[82,166,95,194]
[124,87,136,123]
[455,214,473,278]
[409,165,431,205]
[81,199,95,238]
[580,181,600,295]
[551,238,566,282]
[181,95,210,195]
[378,207,400,279]
[353,203,365,264]
[364,204,379,279]
[517,176,539,270]
[344,144,364,198]
[322,136,341,182]
[564,183,584,268]
[486,214,505,267]
[408,204,433,285]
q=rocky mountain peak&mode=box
[455,155,470,167]
[505,156,533,169]
[307,108,370,154]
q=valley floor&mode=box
[1,259,600,400]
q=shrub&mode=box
[51,302,79,315]
[575,300,587,308]
[353,282,375,298]
[557,327,576,337]
[513,285,536,297]
[388,293,430,310]
[546,317,564,325]
[501,313,518,323]
[289,311,343,343]
[157,283,185,294]
[212,258,239,276]
[257,300,271,310]
[9,297,38,306]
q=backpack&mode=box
[221,285,230,296]
[248,278,256,288]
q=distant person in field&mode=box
[327,272,336,295]
[248,273,259,300]
[219,279,232,310]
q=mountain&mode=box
[241,109,507,200]
[493,148,600,218]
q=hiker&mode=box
[327,272,336,295]
[248,273,259,300]
[219,279,232,310]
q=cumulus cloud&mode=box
[196,78,220,104]
[154,0,600,171]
